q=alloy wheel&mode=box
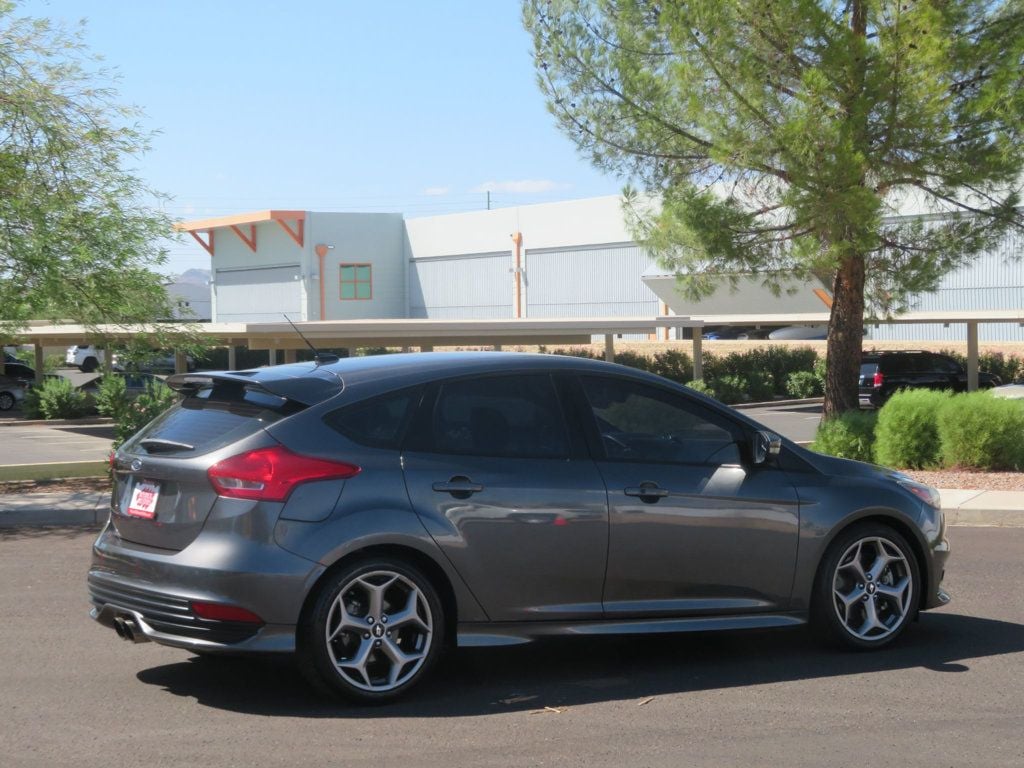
[325,569,434,693]
[831,536,914,642]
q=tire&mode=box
[812,522,920,650]
[80,357,99,373]
[0,391,14,411]
[298,557,445,704]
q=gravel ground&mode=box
[903,469,1024,491]
[3,469,1023,497]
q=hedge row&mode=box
[814,390,1024,471]
[544,346,821,404]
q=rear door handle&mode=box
[432,476,484,498]
[624,483,669,502]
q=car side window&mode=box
[324,386,422,450]
[580,376,740,465]
[931,355,962,374]
[426,375,570,460]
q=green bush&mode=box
[20,386,43,419]
[710,374,748,404]
[94,375,130,420]
[113,381,180,448]
[685,379,717,399]
[813,411,877,463]
[650,349,693,383]
[30,377,88,420]
[786,370,824,399]
[745,371,775,402]
[874,389,949,469]
[937,392,1024,470]
[611,350,656,373]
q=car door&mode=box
[402,373,609,622]
[575,375,800,618]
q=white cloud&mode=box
[470,179,569,195]
[422,186,450,196]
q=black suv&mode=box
[858,350,1001,408]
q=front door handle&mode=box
[624,482,669,503]
[432,476,484,499]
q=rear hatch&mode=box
[110,366,342,551]
[858,361,880,389]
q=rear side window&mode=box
[324,387,421,449]
[422,375,569,460]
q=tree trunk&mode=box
[823,252,866,418]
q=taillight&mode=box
[873,371,884,388]
[207,445,360,502]
[190,601,264,624]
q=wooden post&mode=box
[227,346,237,371]
[604,334,615,363]
[33,343,44,384]
[692,332,703,381]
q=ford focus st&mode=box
[88,353,950,702]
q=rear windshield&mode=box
[860,363,879,377]
[122,386,297,457]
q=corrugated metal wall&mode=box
[408,252,513,319]
[870,226,1024,341]
[214,264,301,322]
[524,243,660,318]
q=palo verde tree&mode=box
[525,0,1024,415]
[0,2,204,360]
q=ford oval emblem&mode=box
[130,459,143,472]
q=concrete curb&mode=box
[0,488,1020,529]
[733,398,824,410]
[0,416,113,427]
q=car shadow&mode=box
[57,424,116,440]
[135,612,1024,718]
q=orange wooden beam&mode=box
[276,217,304,248]
[229,224,257,252]
[813,288,834,309]
[188,229,215,257]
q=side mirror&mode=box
[752,430,782,465]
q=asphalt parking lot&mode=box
[0,526,1021,768]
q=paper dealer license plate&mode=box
[127,480,160,519]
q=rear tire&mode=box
[0,391,14,411]
[812,522,920,650]
[80,357,98,373]
[297,557,445,704]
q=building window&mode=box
[340,263,372,300]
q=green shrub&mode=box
[113,381,180,448]
[874,389,949,469]
[710,374,748,404]
[94,375,130,420]
[745,371,775,402]
[786,370,824,399]
[31,377,88,420]
[937,392,1024,470]
[650,349,693,383]
[21,386,43,419]
[551,347,598,360]
[813,410,877,463]
[685,379,717,399]
[611,350,656,373]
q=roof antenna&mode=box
[283,314,338,366]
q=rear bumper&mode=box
[88,523,324,654]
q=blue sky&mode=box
[19,0,621,274]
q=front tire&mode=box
[298,557,444,704]
[0,391,14,411]
[80,357,99,373]
[812,522,920,650]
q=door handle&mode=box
[432,476,484,499]
[624,483,669,502]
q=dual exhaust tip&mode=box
[112,615,149,644]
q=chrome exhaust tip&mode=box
[113,615,149,644]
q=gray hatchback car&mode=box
[89,353,950,702]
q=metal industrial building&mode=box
[179,196,1024,342]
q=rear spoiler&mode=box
[166,368,344,406]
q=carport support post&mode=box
[227,346,237,371]
[268,347,277,366]
[33,343,44,384]
[967,321,979,391]
[174,350,187,374]
[692,332,703,381]
[604,334,615,363]
[284,349,297,364]
[102,348,113,374]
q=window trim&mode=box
[339,263,373,301]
